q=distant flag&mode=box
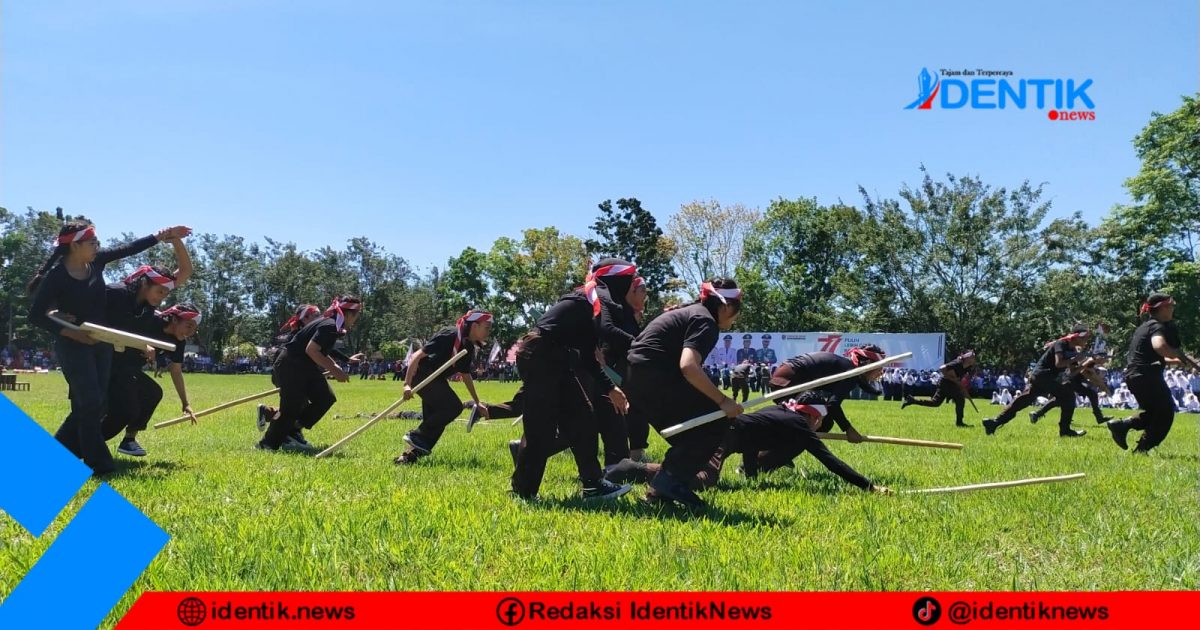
[402,342,414,368]
[488,340,501,363]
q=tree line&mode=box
[2,94,1195,369]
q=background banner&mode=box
[707,332,946,371]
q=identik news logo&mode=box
[176,598,357,626]
[0,395,169,628]
[905,67,1096,121]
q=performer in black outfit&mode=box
[982,325,1093,437]
[394,309,492,463]
[510,262,634,502]
[101,264,199,458]
[902,350,977,427]
[257,296,364,452]
[1108,293,1198,453]
[722,392,889,493]
[1028,362,1112,425]
[101,242,194,457]
[28,221,191,475]
[590,264,650,465]
[624,278,745,510]
[258,304,322,435]
[745,346,885,472]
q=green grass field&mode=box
[2,373,1198,627]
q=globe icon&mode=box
[177,597,207,626]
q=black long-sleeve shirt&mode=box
[735,406,872,490]
[534,292,614,391]
[596,296,638,370]
[29,235,159,335]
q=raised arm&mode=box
[168,237,194,287]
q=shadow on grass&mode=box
[1153,452,1199,463]
[109,458,188,479]
[528,492,795,527]
[720,467,918,496]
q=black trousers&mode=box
[907,379,966,424]
[511,336,603,497]
[1116,374,1175,451]
[102,365,163,440]
[1033,379,1104,422]
[730,377,749,403]
[498,385,646,464]
[733,406,871,489]
[993,376,1075,431]
[409,376,463,450]
[593,390,631,466]
[625,364,727,482]
[55,339,115,475]
[263,358,336,448]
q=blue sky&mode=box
[2,1,1195,271]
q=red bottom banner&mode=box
[117,591,1197,629]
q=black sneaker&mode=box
[508,439,522,468]
[256,404,269,432]
[581,479,632,502]
[465,403,483,433]
[1096,415,1114,425]
[403,432,432,456]
[982,418,998,436]
[117,439,147,457]
[1059,428,1087,438]
[901,395,913,409]
[646,469,707,510]
[282,434,316,452]
[255,440,279,452]
[1029,411,1041,424]
[955,422,972,428]
[289,430,310,447]
[1108,421,1129,450]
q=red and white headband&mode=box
[590,264,637,279]
[56,226,97,246]
[325,298,362,331]
[124,265,176,290]
[700,282,742,304]
[455,310,493,351]
[847,346,885,366]
[158,305,202,325]
[582,264,639,316]
[458,310,493,326]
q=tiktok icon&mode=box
[913,596,942,626]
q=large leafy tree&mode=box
[855,168,1095,366]
[735,198,865,332]
[586,198,679,313]
[1100,94,1200,348]
[665,199,759,288]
